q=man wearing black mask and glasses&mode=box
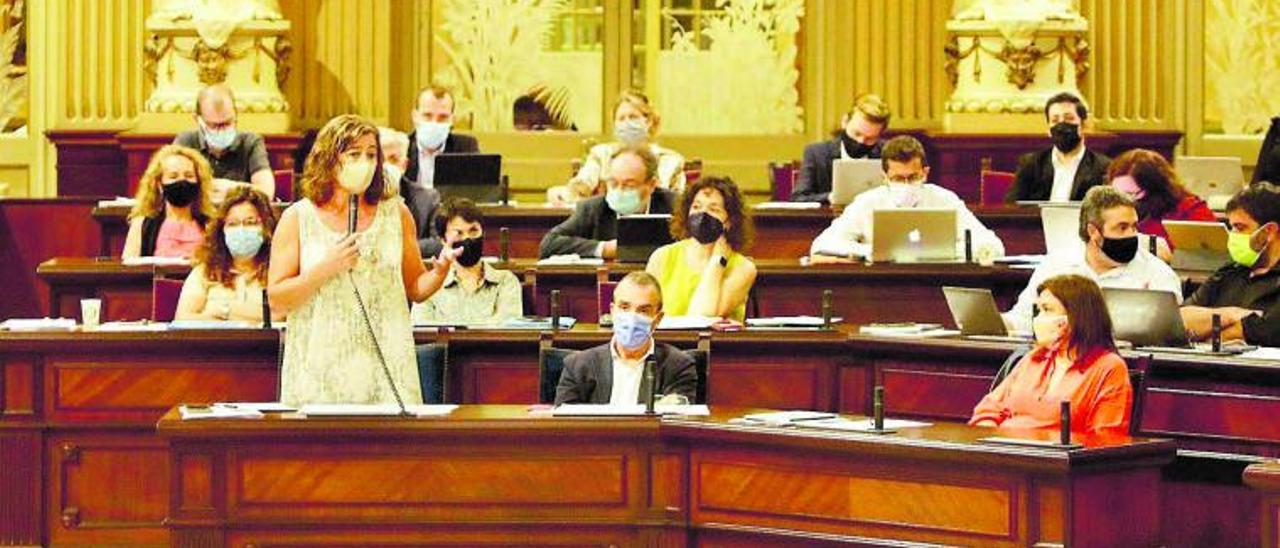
[1006,92,1111,203]
[410,197,522,326]
[1003,186,1182,333]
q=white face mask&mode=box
[338,159,375,195]
[887,180,924,208]
[416,121,451,151]
[1032,312,1067,347]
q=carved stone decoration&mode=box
[995,42,1044,89]
[943,1,1089,131]
[189,40,238,85]
[140,3,292,130]
[272,36,292,89]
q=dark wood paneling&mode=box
[0,198,104,320]
[45,130,126,197]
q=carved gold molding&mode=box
[945,34,1089,90]
[142,34,291,88]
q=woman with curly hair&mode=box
[175,186,277,322]
[122,144,217,259]
[267,114,457,406]
[645,176,757,321]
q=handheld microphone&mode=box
[644,357,657,414]
[821,289,833,330]
[347,194,358,235]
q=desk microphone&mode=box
[821,289,833,330]
[550,289,561,332]
[644,357,657,414]
[347,193,358,235]
[1211,313,1223,352]
[868,385,895,434]
[500,174,511,206]
[964,229,973,263]
[261,288,271,329]
[499,227,510,263]
[1060,401,1072,446]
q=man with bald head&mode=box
[539,144,676,259]
[173,84,275,200]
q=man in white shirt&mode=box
[1004,185,1183,332]
[810,135,1006,262]
[1005,92,1111,203]
[399,84,481,257]
[554,272,698,405]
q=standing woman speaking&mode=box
[268,115,456,406]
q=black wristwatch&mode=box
[718,255,728,268]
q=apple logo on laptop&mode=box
[908,229,922,244]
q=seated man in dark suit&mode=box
[555,271,696,404]
[400,84,480,258]
[539,145,677,259]
[1181,182,1280,346]
[790,94,889,204]
[1006,92,1110,203]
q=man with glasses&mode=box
[173,84,275,201]
[539,145,677,259]
[1181,182,1280,345]
[410,197,522,326]
[809,135,1005,262]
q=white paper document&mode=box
[738,410,837,426]
[747,316,842,328]
[552,404,711,416]
[299,403,460,417]
[794,417,932,432]
[0,318,77,331]
[94,321,169,332]
[754,201,822,210]
[123,256,190,267]
[214,402,296,412]
[1237,347,1280,361]
[179,404,264,420]
[537,254,605,266]
[657,315,716,330]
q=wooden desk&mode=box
[37,256,1033,324]
[1245,460,1280,548]
[90,202,1046,258]
[156,405,1173,547]
[36,257,190,321]
[1,327,1264,547]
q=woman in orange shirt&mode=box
[970,274,1133,435]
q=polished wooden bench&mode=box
[89,202,1048,258]
[156,404,1173,547]
[1,327,1274,546]
[36,257,1035,324]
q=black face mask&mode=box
[453,236,484,267]
[162,180,199,207]
[1100,235,1139,264]
[687,212,725,245]
[840,132,873,158]
[1050,122,1082,153]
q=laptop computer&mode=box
[1102,287,1189,348]
[870,208,957,263]
[434,153,504,204]
[1175,156,1244,211]
[1165,220,1230,272]
[828,158,885,206]
[1040,204,1083,259]
[616,214,674,263]
[942,286,1030,341]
